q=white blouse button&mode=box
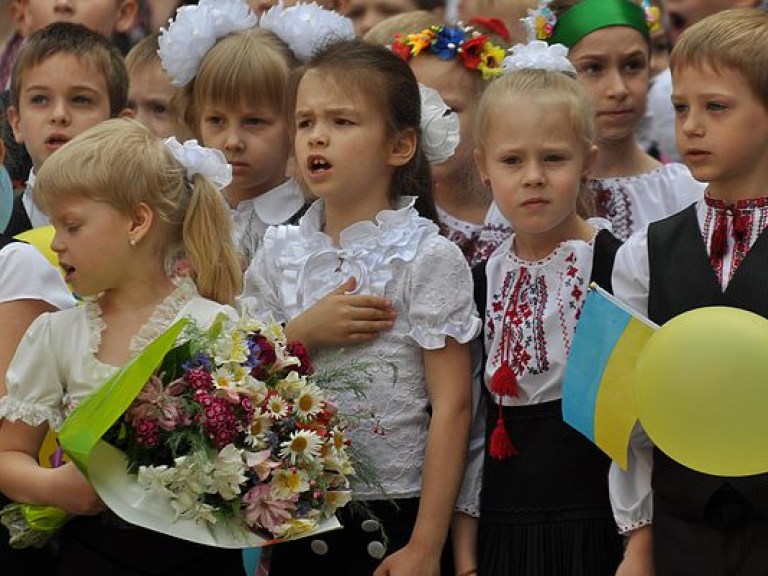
[367,541,386,559]
[310,539,329,555]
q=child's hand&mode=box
[285,278,396,349]
[373,543,440,576]
[49,462,105,516]
[616,526,654,576]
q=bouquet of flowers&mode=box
[2,314,361,548]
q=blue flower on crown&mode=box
[432,27,467,60]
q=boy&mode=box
[4,22,129,235]
[125,32,176,139]
[611,9,768,575]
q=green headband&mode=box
[548,0,649,48]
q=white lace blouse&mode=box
[239,197,481,500]
[457,219,610,517]
[230,178,305,263]
[0,279,235,430]
[609,196,768,533]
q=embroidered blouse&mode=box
[230,178,305,263]
[609,196,768,533]
[456,219,610,517]
[239,197,481,500]
[0,278,235,430]
[437,206,484,266]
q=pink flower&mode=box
[245,450,281,481]
[243,484,296,533]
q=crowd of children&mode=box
[0,0,767,575]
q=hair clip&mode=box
[164,137,233,190]
[391,20,508,80]
[259,2,355,62]
[502,40,576,75]
[523,1,557,41]
[419,84,460,164]
[642,0,662,33]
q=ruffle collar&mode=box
[274,197,439,311]
[230,178,306,225]
[84,276,198,363]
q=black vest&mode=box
[648,205,768,517]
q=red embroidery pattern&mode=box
[591,181,634,241]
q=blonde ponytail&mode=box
[183,174,242,305]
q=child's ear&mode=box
[128,202,154,245]
[582,144,599,180]
[474,147,490,186]
[7,106,24,145]
[386,128,418,168]
[114,0,139,34]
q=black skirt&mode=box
[478,400,622,576]
[56,513,245,576]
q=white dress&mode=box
[0,278,235,430]
[0,241,73,309]
[239,197,481,500]
[230,178,305,263]
[477,164,706,254]
[456,219,611,517]
[609,197,768,533]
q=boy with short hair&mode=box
[4,21,129,235]
[611,8,768,575]
[125,32,176,139]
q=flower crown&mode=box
[525,0,661,45]
[159,0,354,87]
[391,18,510,81]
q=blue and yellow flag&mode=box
[562,285,657,469]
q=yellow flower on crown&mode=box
[478,43,506,80]
[405,29,436,56]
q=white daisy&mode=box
[266,393,288,420]
[279,429,323,465]
[293,384,325,421]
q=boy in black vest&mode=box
[610,8,768,576]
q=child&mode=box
[611,9,768,575]
[161,1,313,265]
[4,21,130,236]
[388,18,509,265]
[239,39,479,576]
[1,0,137,189]
[126,32,176,139]
[483,0,705,246]
[0,118,244,575]
[459,42,624,575]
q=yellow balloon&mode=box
[635,306,768,477]
[15,225,58,270]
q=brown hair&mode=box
[670,8,768,110]
[125,31,161,73]
[35,119,242,305]
[11,22,128,116]
[292,39,437,221]
[173,28,298,140]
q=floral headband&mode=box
[391,18,510,81]
[164,137,232,190]
[159,0,354,87]
[525,0,661,47]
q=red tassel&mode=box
[490,363,518,398]
[489,416,517,460]
[710,215,727,261]
[733,209,749,243]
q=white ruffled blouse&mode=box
[239,197,481,500]
[456,219,610,517]
[609,196,768,533]
[230,178,305,263]
[0,278,235,430]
